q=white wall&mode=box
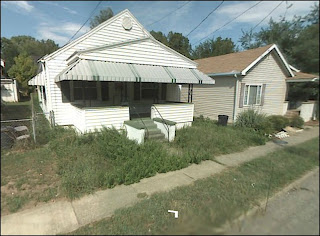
[1,80,19,102]
[300,101,316,122]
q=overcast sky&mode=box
[1,1,318,48]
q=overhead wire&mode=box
[186,0,224,37]
[65,1,102,45]
[145,1,191,28]
[194,1,263,45]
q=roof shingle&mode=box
[194,44,274,74]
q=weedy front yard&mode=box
[1,109,268,215]
[69,138,319,235]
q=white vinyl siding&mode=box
[80,40,196,68]
[236,51,288,116]
[180,77,236,121]
[151,103,194,124]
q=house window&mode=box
[244,85,262,105]
[61,81,70,103]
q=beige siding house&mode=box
[28,9,214,143]
[181,44,295,122]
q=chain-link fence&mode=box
[1,93,55,150]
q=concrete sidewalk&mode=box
[1,126,318,235]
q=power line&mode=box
[186,1,224,37]
[66,1,102,45]
[251,1,284,32]
[194,1,262,45]
[146,1,191,28]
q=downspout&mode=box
[233,74,239,122]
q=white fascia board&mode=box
[149,37,197,67]
[43,9,150,61]
[289,64,300,72]
[241,44,295,77]
[79,37,150,54]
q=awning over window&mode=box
[55,59,215,85]
[28,72,45,86]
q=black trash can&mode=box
[218,115,228,126]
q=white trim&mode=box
[243,84,263,106]
[241,44,294,77]
[289,64,300,72]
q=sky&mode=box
[1,1,318,49]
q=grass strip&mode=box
[70,137,319,235]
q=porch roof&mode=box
[28,72,45,86]
[55,59,215,85]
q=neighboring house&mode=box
[285,65,319,121]
[180,44,295,122]
[28,9,214,143]
[1,59,19,102]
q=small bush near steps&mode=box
[290,116,305,128]
[267,115,290,132]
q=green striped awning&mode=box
[55,59,215,85]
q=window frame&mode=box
[243,84,263,106]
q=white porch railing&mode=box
[71,105,130,133]
[151,102,194,129]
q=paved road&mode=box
[225,168,319,235]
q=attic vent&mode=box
[122,17,132,30]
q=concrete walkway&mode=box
[1,127,318,235]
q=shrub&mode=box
[235,109,272,134]
[290,116,304,128]
[267,115,290,132]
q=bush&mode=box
[235,109,273,134]
[290,116,304,128]
[267,115,290,132]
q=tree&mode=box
[167,31,192,58]
[90,7,114,29]
[191,37,237,59]
[1,36,59,76]
[150,30,168,45]
[8,52,37,95]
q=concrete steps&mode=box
[128,118,166,141]
[284,109,300,119]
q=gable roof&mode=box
[42,9,196,67]
[195,44,294,77]
[42,9,151,61]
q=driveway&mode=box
[225,168,319,235]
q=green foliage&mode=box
[192,36,237,59]
[235,109,273,134]
[290,116,305,128]
[1,36,59,76]
[8,52,37,95]
[90,7,114,29]
[70,138,319,235]
[150,30,192,58]
[267,115,290,132]
[287,82,319,102]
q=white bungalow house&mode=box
[1,59,19,102]
[179,44,297,123]
[28,9,214,143]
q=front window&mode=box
[244,85,262,105]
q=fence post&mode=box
[31,93,37,143]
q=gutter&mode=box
[233,74,239,122]
[207,71,241,77]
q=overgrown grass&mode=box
[70,138,319,235]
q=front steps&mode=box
[125,118,166,141]
[284,109,300,119]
